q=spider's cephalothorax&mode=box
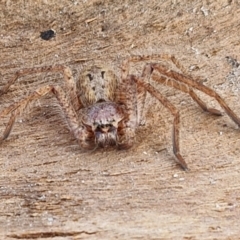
[77,65,118,106]
[1,54,240,171]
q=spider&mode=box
[1,54,240,171]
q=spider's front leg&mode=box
[130,75,188,171]
[115,76,138,150]
[0,85,93,149]
[121,59,152,125]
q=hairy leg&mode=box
[121,54,193,78]
[152,64,240,127]
[0,65,82,111]
[0,85,92,149]
[121,58,144,125]
[151,72,223,116]
[121,54,213,124]
[122,54,238,124]
[116,76,137,150]
[131,75,188,171]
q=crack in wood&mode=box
[7,230,98,239]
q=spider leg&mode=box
[122,59,155,125]
[136,64,153,125]
[0,114,16,142]
[121,56,160,125]
[0,65,82,111]
[121,54,190,76]
[151,72,223,116]
[122,54,222,117]
[116,76,138,150]
[0,85,92,149]
[131,75,188,171]
[152,64,240,127]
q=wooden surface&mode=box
[0,1,240,239]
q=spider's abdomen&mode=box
[77,65,118,107]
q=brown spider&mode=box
[1,54,240,171]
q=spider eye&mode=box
[101,71,105,78]
[87,73,93,81]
